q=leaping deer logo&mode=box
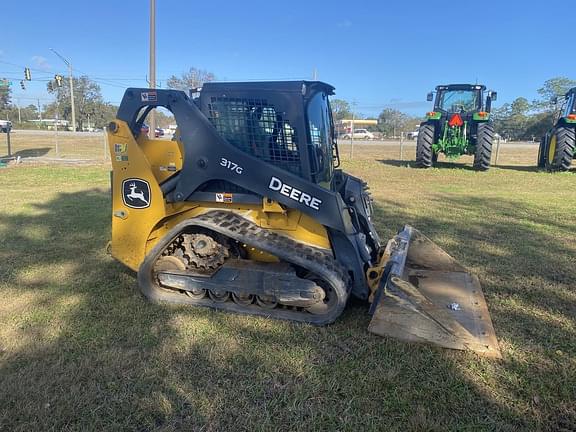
[126,182,150,206]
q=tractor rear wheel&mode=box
[537,136,547,168]
[546,126,575,172]
[415,124,435,168]
[473,123,494,171]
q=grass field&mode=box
[0,147,575,431]
[0,130,108,160]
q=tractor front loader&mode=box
[106,83,500,357]
[538,87,576,171]
[416,84,498,170]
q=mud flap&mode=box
[368,226,501,358]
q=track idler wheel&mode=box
[208,289,230,303]
[232,292,254,306]
[304,279,337,315]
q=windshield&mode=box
[307,92,334,185]
[436,90,480,112]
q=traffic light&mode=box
[55,74,63,87]
[47,81,54,92]
[20,80,26,90]
[24,67,31,81]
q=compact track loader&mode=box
[107,82,500,357]
[416,84,497,170]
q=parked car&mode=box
[155,128,164,138]
[141,123,150,135]
[341,129,374,140]
[0,120,12,133]
[407,128,419,140]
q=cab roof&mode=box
[199,80,335,96]
[435,84,486,91]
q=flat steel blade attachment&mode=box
[369,226,501,358]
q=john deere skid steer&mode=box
[416,84,497,170]
[538,87,576,171]
[107,82,500,356]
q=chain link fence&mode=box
[1,129,109,163]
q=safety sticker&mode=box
[114,143,127,154]
[141,91,157,102]
[215,193,233,203]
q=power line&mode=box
[0,60,57,76]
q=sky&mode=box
[1,1,575,117]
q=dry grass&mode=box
[0,146,574,431]
[1,130,108,160]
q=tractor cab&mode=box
[434,84,483,113]
[428,84,497,116]
[556,87,576,120]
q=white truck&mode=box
[341,128,374,140]
[0,120,12,133]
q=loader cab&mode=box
[197,81,338,187]
[433,84,485,114]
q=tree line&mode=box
[2,69,573,140]
[491,77,576,141]
[0,67,214,131]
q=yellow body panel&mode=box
[108,121,331,272]
[137,135,184,184]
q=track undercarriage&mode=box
[139,211,349,325]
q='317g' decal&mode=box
[220,158,243,174]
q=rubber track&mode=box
[416,124,435,168]
[138,210,350,325]
[548,126,575,172]
[473,123,493,171]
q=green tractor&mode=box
[538,87,576,171]
[416,84,498,170]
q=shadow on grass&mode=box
[378,159,543,172]
[490,164,540,172]
[0,185,574,431]
[377,159,481,171]
[0,147,52,159]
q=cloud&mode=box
[337,20,352,28]
[31,55,51,71]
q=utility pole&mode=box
[17,99,21,124]
[148,0,156,139]
[50,48,76,132]
[349,101,357,159]
[55,103,60,156]
[37,99,42,123]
